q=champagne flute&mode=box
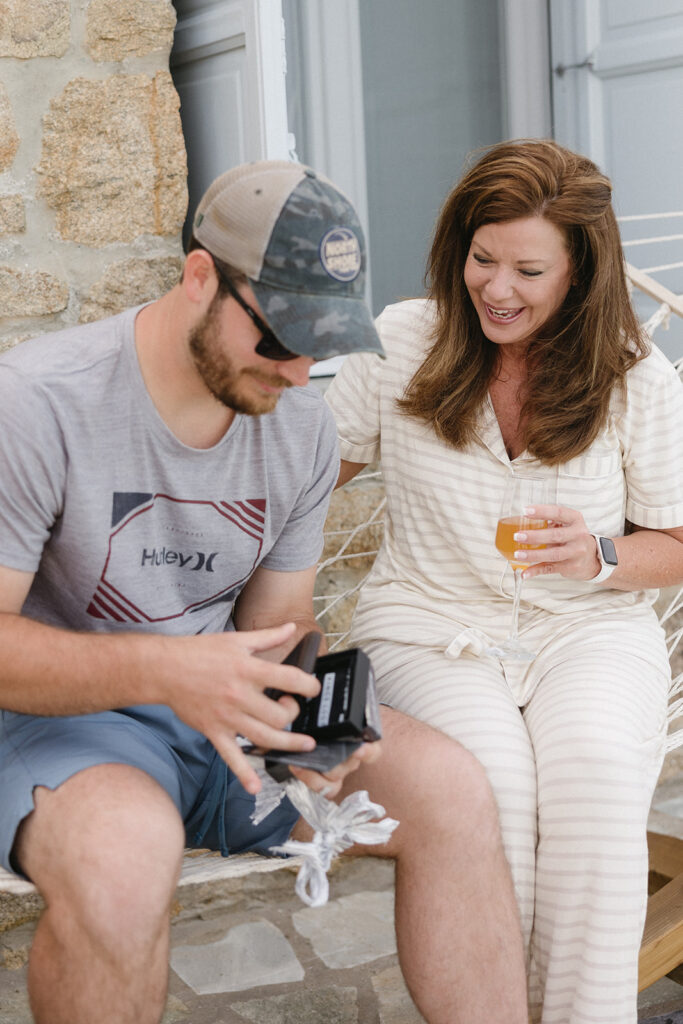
[486,475,553,661]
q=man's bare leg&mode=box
[296,708,528,1023]
[14,764,185,1024]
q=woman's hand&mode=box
[515,513,683,590]
[511,504,601,581]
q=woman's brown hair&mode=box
[398,139,648,464]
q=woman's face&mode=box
[463,216,573,353]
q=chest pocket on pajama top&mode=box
[557,446,625,537]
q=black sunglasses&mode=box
[211,260,299,362]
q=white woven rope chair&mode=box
[1,261,682,993]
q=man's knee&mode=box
[352,708,500,847]
[15,764,185,937]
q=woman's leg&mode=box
[365,640,538,951]
[524,634,669,1024]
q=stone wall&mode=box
[0,0,187,351]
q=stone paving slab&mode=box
[171,919,305,995]
[371,967,426,1024]
[163,858,405,1023]
[293,891,396,969]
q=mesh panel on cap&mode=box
[193,162,307,280]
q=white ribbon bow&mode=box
[271,779,399,907]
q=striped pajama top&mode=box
[324,298,683,683]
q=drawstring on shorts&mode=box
[193,758,230,855]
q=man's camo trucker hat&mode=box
[192,160,385,361]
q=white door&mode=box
[549,0,683,359]
[171,0,291,238]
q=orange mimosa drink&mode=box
[495,516,548,570]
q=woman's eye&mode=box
[473,254,490,265]
[520,269,542,278]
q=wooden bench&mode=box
[640,831,683,990]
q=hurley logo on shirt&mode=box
[140,547,218,571]
[86,492,267,624]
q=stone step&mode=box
[0,850,304,934]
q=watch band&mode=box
[591,534,617,583]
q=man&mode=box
[0,161,527,1023]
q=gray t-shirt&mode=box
[0,306,339,637]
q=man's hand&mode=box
[287,741,383,799]
[159,621,322,794]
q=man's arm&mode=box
[0,564,321,793]
[233,564,326,658]
[335,459,366,489]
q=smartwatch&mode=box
[591,534,618,583]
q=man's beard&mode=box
[188,294,292,415]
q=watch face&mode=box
[599,536,618,566]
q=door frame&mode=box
[283,0,369,237]
[172,0,290,161]
[499,0,553,139]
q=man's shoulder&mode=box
[252,384,336,463]
[273,382,332,426]
[0,307,138,385]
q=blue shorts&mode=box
[0,703,299,876]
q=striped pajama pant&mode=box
[363,623,671,1024]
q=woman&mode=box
[325,140,683,1024]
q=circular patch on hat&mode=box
[319,227,362,282]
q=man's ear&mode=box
[182,248,219,303]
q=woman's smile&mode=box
[464,217,573,350]
[484,304,525,323]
